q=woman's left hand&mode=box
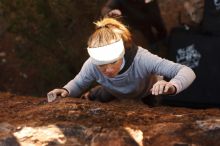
[151,80,176,95]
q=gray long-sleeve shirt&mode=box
[64,47,196,98]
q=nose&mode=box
[104,66,114,74]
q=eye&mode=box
[110,61,117,65]
[98,64,105,68]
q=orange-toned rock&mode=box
[0,92,220,146]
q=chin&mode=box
[105,74,116,78]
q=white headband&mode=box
[87,39,125,65]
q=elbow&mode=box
[192,69,196,82]
[181,66,196,85]
[170,66,196,94]
[188,66,196,83]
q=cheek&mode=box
[111,64,121,74]
[106,67,116,73]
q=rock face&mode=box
[0,92,220,146]
[159,0,204,31]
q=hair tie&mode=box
[97,25,108,30]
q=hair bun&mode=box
[94,18,116,29]
[89,18,132,48]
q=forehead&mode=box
[88,39,125,65]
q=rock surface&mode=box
[0,92,220,146]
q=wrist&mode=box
[61,88,69,95]
[171,85,177,95]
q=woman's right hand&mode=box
[47,88,69,102]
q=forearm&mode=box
[63,80,84,97]
[63,74,92,97]
[169,66,196,94]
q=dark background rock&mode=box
[0,0,204,96]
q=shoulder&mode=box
[135,46,155,60]
[81,58,96,72]
[134,46,165,67]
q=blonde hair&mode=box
[88,18,132,48]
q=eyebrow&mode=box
[98,60,118,67]
[111,61,117,64]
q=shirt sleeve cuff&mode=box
[169,79,182,94]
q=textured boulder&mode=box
[0,92,220,146]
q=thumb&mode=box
[164,84,170,93]
[61,90,68,97]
